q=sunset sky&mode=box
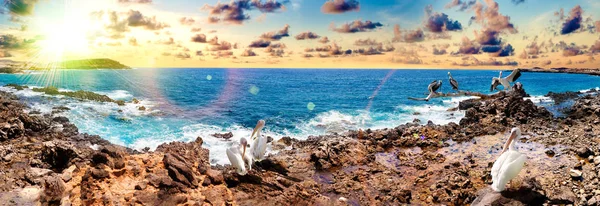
[0,0,599,69]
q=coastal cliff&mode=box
[0,85,599,205]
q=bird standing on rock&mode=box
[491,127,526,192]
[251,120,268,161]
[226,137,253,175]
[448,72,459,91]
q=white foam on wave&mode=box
[525,95,553,104]
[98,90,134,100]
[580,87,600,93]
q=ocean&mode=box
[1,68,599,164]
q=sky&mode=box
[0,0,599,69]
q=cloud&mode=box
[425,12,463,33]
[471,0,517,33]
[249,39,271,48]
[331,20,383,33]
[208,36,220,45]
[196,51,204,56]
[456,37,481,54]
[354,45,395,56]
[595,21,600,33]
[127,10,169,30]
[212,51,234,58]
[5,0,39,16]
[0,50,12,58]
[128,37,138,46]
[560,5,583,35]
[390,56,423,64]
[295,31,320,40]
[562,45,582,56]
[591,40,600,53]
[453,56,518,66]
[118,0,152,4]
[0,34,33,49]
[203,0,288,24]
[433,48,447,55]
[175,52,191,59]
[191,34,207,43]
[179,17,195,25]
[156,37,174,45]
[252,0,288,12]
[392,24,425,43]
[191,27,201,32]
[318,36,330,44]
[241,49,258,57]
[445,0,476,12]
[486,44,514,57]
[260,24,290,41]
[321,0,359,14]
[354,38,380,46]
[209,41,233,51]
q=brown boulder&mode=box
[163,153,198,188]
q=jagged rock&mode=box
[41,142,78,172]
[163,153,197,188]
[577,147,593,158]
[41,175,66,204]
[206,169,224,185]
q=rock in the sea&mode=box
[211,132,233,140]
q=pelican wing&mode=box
[252,135,269,160]
[226,147,247,175]
[432,81,442,93]
[449,78,459,90]
[427,80,437,93]
[491,151,526,192]
[490,78,500,92]
[506,70,521,82]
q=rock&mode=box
[545,149,556,156]
[132,98,140,104]
[41,142,78,172]
[277,136,293,146]
[41,175,66,204]
[577,147,593,158]
[163,153,197,187]
[594,156,600,165]
[138,106,146,111]
[90,168,110,179]
[570,169,583,180]
[211,132,233,140]
[135,181,147,190]
[206,169,224,185]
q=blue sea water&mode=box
[0,69,599,164]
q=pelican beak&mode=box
[502,130,518,153]
[250,126,258,140]
[242,143,247,157]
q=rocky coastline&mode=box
[1,84,600,205]
[519,67,600,76]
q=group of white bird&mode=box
[226,120,268,175]
[226,70,527,193]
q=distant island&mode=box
[40,58,131,70]
[0,58,130,73]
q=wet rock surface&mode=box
[0,84,600,205]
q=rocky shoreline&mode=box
[519,67,600,76]
[1,84,600,205]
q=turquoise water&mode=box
[1,69,598,164]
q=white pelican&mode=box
[428,80,443,93]
[226,138,253,175]
[491,70,521,91]
[491,127,526,192]
[250,120,268,161]
[448,72,459,91]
